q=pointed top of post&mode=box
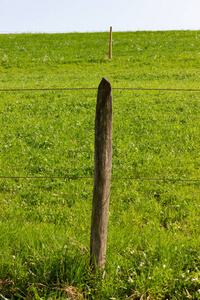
[98,77,111,95]
[97,78,112,109]
[99,77,111,88]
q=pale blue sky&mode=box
[0,0,200,33]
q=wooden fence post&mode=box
[90,77,113,270]
[109,26,112,59]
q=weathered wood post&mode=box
[109,26,112,59]
[90,78,113,270]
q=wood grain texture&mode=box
[90,77,113,270]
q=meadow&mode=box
[0,31,200,299]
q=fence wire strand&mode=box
[1,84,200,184]
[0,176,200,182]
[1,87,200,92]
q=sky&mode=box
[0,0,200,33]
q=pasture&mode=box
[0,31,200,299]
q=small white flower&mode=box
[163,265,166,268]
[191,278,198,281]
[116,265,121,273]
[3,54,9,61]
[128,277,133,283]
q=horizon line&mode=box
[1,28,200,34]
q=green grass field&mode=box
[0,31,200,299]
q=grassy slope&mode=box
[0,31,200,299]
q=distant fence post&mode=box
[109,26,112,59]
[90,78,113,270]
